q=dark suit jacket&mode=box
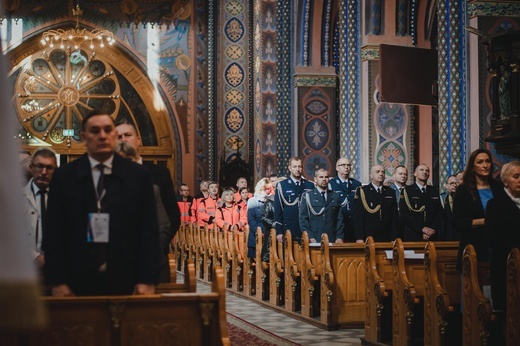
[353,184,398,242]
[399,184,443,241]
[44,154,161,295]
[143,162,180,283]
[453,180,503,271]
[485,189,519,311]
[299,188,345,242]
[274,178,314,239]
[143,162,181,239]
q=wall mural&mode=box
[298,87,336,179]
[220,0,249,168]
[1,0,193,185]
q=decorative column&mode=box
[339,0,361,179]
[436,0,466,185]
[275,0,292,173]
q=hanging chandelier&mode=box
[40,1,115,50]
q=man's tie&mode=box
[377,187,382,194]
[421,187,426,194]
[37,189,47,246]
[321,191,327,201]
[295,180,300,187]
[96,163,105,199]
[448,194,453,211]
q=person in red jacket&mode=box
[191,180,209,225]
[197,181,222,227]
[215,189,247,231]
[177,183,193,223]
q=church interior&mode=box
[1,0,520,345]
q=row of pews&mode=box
[1,258,230,346]
[174,222,520,346]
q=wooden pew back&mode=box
[269,228,285,306]
[320,233,366,328]
[21,267,229,346]
[462,244,493,346]
[284,230,301,312]
[507,248,520,346]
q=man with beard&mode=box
[274,157,314,242]
[300,168,344,243]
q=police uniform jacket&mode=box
[329,177,361,240]
[399,184,443,241]
[274,178,314,239]
[299,188,345,242]
[353,184,398,242]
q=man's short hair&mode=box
[81,110,115,131]
[31,147,57,163]
[288,156,301,165]
[314,167,328,177]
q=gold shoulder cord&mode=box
[359,188,381,214]
[402,189,426,213]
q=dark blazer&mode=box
[143,162,181,238]
[299,188,345,242]
[273,178,314,239]
[353,184,398,242]
[485,189,520,311]
[399,184,443,241]
[44,154,161,295]
[442,193,460,241]
[453,180,503,271]
[329,177,361,241]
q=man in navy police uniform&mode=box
[274,157,314,243]
[329,157,361,241]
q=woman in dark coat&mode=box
[486,161,520,312]
[453,148,502,271]
[246,178,273,259]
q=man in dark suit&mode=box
[274,157,314,242]
[442,174,459,240]
[116,121,180,284]
[399,164,443,241]
[44,110,161,296]
[389,165,408,202]
[116,121,181,238]
[353,165,399,242]
[300,168,345,243]
[329,158,361,241]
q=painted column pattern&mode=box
[253,0,277,180]
[345,0,361,179]
[275,0,292,171]
[194,0,209,184]
[220,0,249,167]
[437,0,465,185]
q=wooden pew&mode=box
[13,267,229,346]
[204,226,216,282]
[269,228,285,306]
[191,225,202,279]
[222,228,234,289]
[211,225,223,283]
[232,226,246,292]
[461,244,494,346]
[320,234,365,328]
[507,248,520,346]
[300,231,321,318]
[284,230,301,312]
[255,228,269,301]
[168,252,177,284]
[244,228,256,296]
[423,241,462,346]
[197,226,207,279]
[155,259,196,294]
